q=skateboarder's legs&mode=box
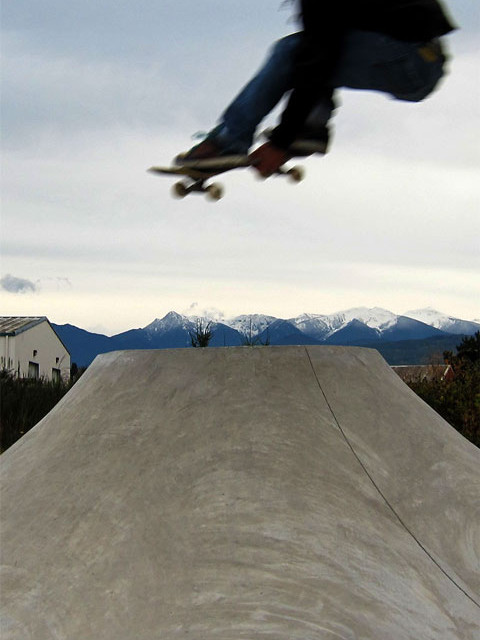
[213,35,300,153]
[213,30,447,153]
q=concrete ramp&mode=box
[1,346,479,639]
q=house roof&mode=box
[0,316,47,336]
[0,316,70,356]
[392,364,454,383]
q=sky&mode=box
[1,1,479,335]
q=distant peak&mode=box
[144,311,187,332]
[404,308,450,322]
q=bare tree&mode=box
[241,319,270,346]
[190,320,214,348]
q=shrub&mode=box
[408,333,480,448]
[0,370,73,452]
[190,320,214,348]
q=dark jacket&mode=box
[301,0,455,43]
[270,0,456,148]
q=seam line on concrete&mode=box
[304,347,480,609]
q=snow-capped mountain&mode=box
[404,308,480,335]
[52,306,479,366]
[288,307,398,341]
[227,314,277,337]
[332,307,399,331]
[143,307,477,343]
[145,311,194,334]
[287,313,332,340]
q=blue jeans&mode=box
[214,30,447,153]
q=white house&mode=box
[0,317,71,383]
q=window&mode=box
[33,349,38,358]
[52,368,61,384]
[28,362,40,379]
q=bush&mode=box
[0,370,73,452]
[190,320,214,347]
[408,333,480,448]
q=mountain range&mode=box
[52,307,480,368]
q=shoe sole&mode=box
[262,128,328,156]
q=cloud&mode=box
[0,274,71,294]
[1,3,283,147]
[0,274,37,294]
[183,302,199,315]
[41,277,73,291]
[181,302,226,322]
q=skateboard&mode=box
[147,155,305,201]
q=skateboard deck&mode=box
[148,155,304,201]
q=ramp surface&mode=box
[1,346,479,639]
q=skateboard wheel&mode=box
[206,183,224,201]
[287,166,305,183]
[172,181,188,198]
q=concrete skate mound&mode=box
[1,346,479,639]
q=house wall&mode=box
[0,321,70,382]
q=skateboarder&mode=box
[176,0,456,177]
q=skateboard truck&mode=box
[172,165,304,201]
[173,178,224,201]
[148,156,305,202]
